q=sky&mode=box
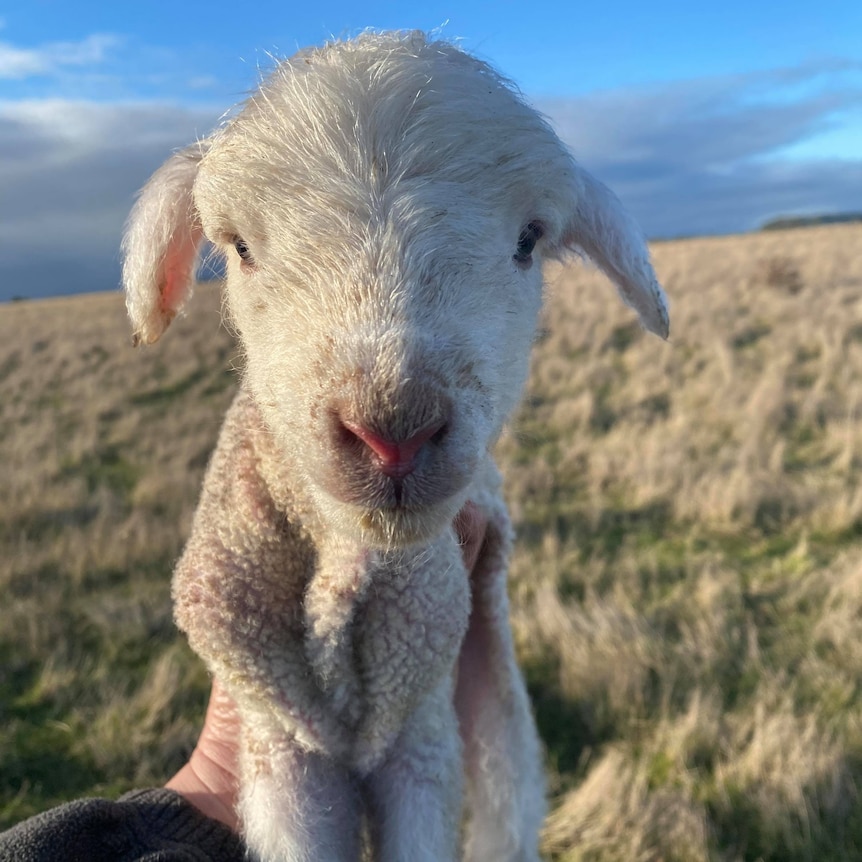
[1,0,861,300]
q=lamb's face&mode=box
[193,44,569,548]
[124,36,668,549]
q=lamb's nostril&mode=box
[430,423,448,446]
[338,416,447,478]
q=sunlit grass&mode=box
[3,225,862,859]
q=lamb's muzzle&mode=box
[317,357,464,519]
[336,413,449,479]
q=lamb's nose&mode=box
[338,417,448,478]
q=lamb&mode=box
[122,30,669,862]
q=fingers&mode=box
[204,679,242,749]
[165,681,242,832]
[454,501,488,573]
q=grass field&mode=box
[3,224,862,859]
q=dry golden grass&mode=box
[3,224,862,859]
[0,285,237,822]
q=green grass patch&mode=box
[129,367,210,408]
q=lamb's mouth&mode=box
[329,462,467,510]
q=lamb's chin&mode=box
[363,503,460,548]
[321,494,463,550]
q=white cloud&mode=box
[187,75,219,90]
[0,42,47,78]
[538,60,862,236]
[1,58,861,300]
[0,33,120,80]
[0,99,220,300]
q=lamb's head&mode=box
[123,31,668,549]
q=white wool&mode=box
[122,30,668,862]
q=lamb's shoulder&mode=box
[172,389,355,755]
[175,388,316,608]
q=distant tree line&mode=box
[760,213,862,231]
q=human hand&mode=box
[165,679,242,831]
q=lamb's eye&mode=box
[233,237,253,263]
[514,221,544,267]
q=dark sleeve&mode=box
[0,788,246,862]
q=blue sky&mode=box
[1,0,861,299]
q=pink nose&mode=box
[339,417,447,478]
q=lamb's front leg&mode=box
[344,535,469,862]
[303,541,375,729]
[240,713,362,862]
[175,535,353,759]
[351,533,470,774]
[364,678,463,862]
[174,395,352,758]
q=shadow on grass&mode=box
[523,653,625,784]
[518,500,674,563]
[703,756,862,862]
[0,505,101,547]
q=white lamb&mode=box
[122,30,668,862]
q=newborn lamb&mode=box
[122,30,669,862]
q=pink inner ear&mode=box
[159,223,204,318]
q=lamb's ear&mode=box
[122,143,208,346]
[559,164,669,339]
